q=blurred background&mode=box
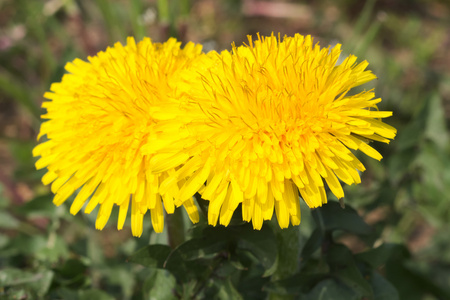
[1,0,450,299]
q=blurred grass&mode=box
[1,0,450,299]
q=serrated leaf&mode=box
[128,244,172,268]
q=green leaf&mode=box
[15,194,56,217]
[303,279,359,300]
[164,224,276,284]
[326,243,373,298]
[163,246,216,285]
[175,235,228,261]
[312,201,372,235]
[387,150,416,184]
[162,230,230,283]
[37,234,69,263]
[0,268,54,298]
[54,259,88,288]
[57,259,88,278]
[203,278,243,300]
[8,140,35,169]
[237,224,278,272]
[0,233,10,249]
[264,273,326,295]
[229,253,247,270]
[0,211,20,229]
[0,72,40,118]
[128,244,172,268]
[0,184,8,208]
[301,228,324,260]
[7,235,47,256]
[234,250,272,299]
[424,93,449,149]
[370,272,399,300]
[356,243,406,269]
[103,267,136,299]
[143,269,177,300]
[55,288,79,300]
[387,260,450,300]
[215,260,240,278]
[395,98,428,151]
[162,247,191,283]
[79,289,114,300]
[270,224,300,280]
[0,287,29,300]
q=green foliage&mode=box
[121,201,449,299]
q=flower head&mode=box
[33,37,202,236]
[153,33,396,230]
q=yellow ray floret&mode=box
[33,37,203,237]
[152,33,396,230]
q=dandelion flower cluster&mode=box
[34,33,396,236]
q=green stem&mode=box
[157,0,170,24]
[96,0,124,43]
[130,0,146,40]
[166,207,185,249]
[269,223,301,300]
[354,18,382,57]
[180,0,190,18]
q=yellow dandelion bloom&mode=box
[33,37,202,237]
[152,33,397,230]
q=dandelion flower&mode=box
[33,37,202,237]
[153,33,397,230]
